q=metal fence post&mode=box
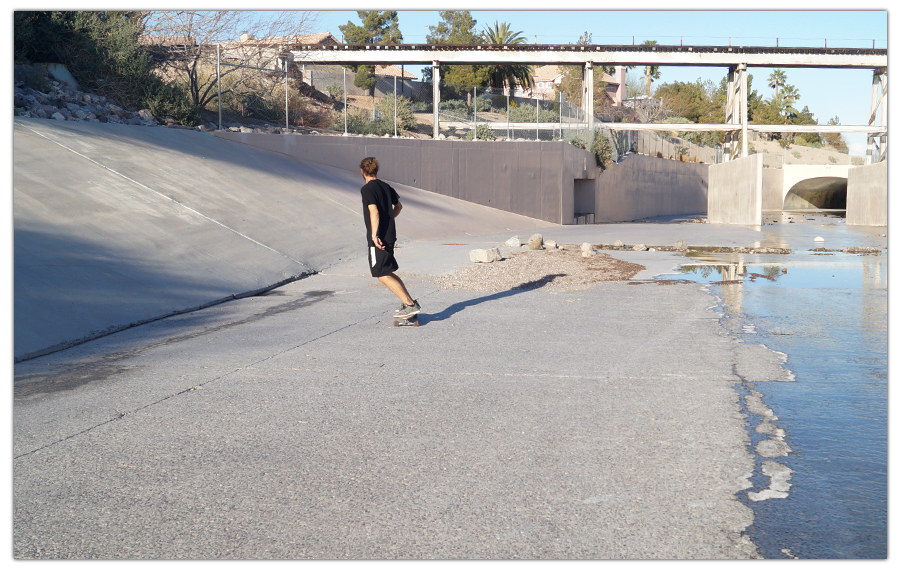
[343,67,347,135]
[473,86,477,140]
[216,44,222,130]
[507,93,510,140]
[284,56,289,131]
[535,94,539,141]
[394,74,398,137]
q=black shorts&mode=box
[368,243,399,277]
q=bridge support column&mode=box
[724,64,748,161]
[432,60,440,140]
[866,67,887,164]
[583,61,594,134]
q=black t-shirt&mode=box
[361,179,399,246]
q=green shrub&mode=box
[375,94,417,132]
[508,103,559,123]
[325,83,344,101]
[590,131,613,171]
[16,67,51,92]
[440,99,470,117]
[567,136,586,149]
[464,123,496,140]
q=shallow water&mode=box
[664,216,887,559]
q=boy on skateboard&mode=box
[359,157,420,320]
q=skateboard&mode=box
[393,312,420,327]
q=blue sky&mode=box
[311,7,887,156]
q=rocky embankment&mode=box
[13,63,292,134]
[14,63,192,129]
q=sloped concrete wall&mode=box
[14,119,553,362]
[708,155,762,225]
[846,161,888,226]
[592,154,708,222]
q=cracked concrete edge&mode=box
[13,272,315,364]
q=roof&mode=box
[374,65,418,80]
[222,32,340,49]
[533,65,563,83]
[531,65,621,86]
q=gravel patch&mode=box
[434,247,646,292]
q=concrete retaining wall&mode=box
[762,168,785,211]
[214,132,596,224]
[216,132,710,225]
[592,154,708,222]
[708,155,762,225]
[846,161,888,226]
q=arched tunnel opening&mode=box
[783,176,847,210]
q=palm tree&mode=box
[779,84,800,122]
[482,21,534,93]
[641,40,660,97]
[768,69,787,99]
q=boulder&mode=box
[581,242,593,252]
[470,247,502,263]
[505,236,522,247]
[613,240,624,248]
[674,239,688,251]
[545,240,558,250]
[632,244,647,251]
[527,234,543,250]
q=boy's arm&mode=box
[392,200,403,219]
[367,204,385,250]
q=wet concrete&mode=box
[659,213,887,558]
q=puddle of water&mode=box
[661,248,887,558]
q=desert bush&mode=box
[375,94,417,131]
[464,123,496,140]
[590,130,613,171]
[325,83,344,101]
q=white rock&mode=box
[581,251,593,258]
[545,240,557,249]
[613,240,624,248]
[527,234,543,250]
[505,236,522,247]
[470,247,502,263]
[581,242,593,252]
[814,236,825,242]
[632,244,647,251]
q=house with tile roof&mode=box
[525,65,627,107]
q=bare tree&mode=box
[139,11,318,110]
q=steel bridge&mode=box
[290,43,887,163]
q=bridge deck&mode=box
[291,43,887,69]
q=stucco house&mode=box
[522,65,627,106]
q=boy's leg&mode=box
[378,273,414,305]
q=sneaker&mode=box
[393,300,420,319]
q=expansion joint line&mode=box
[15,121,306,268]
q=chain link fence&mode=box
[203,61,753,167]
